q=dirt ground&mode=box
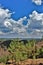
[19,59,43,65]
[0,59,43,65]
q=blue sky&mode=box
[0,0,43,20]
[0,0,43,38]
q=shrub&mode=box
[0,56,8,63]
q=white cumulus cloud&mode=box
[32,0,42,5]
[0,7,43,38]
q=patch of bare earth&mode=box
[6,59,43,65]
[0,40,11,57]
[0,46,9,57]
[36,41,43,48]
[0,63,5,65]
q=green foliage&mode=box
[14,50,27,61]
[0,39,43,63]
[8,39,37,61]
[8,39,28,62]
[26,40,36,59]
[39,47,43,56]
[0,56,8,63]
